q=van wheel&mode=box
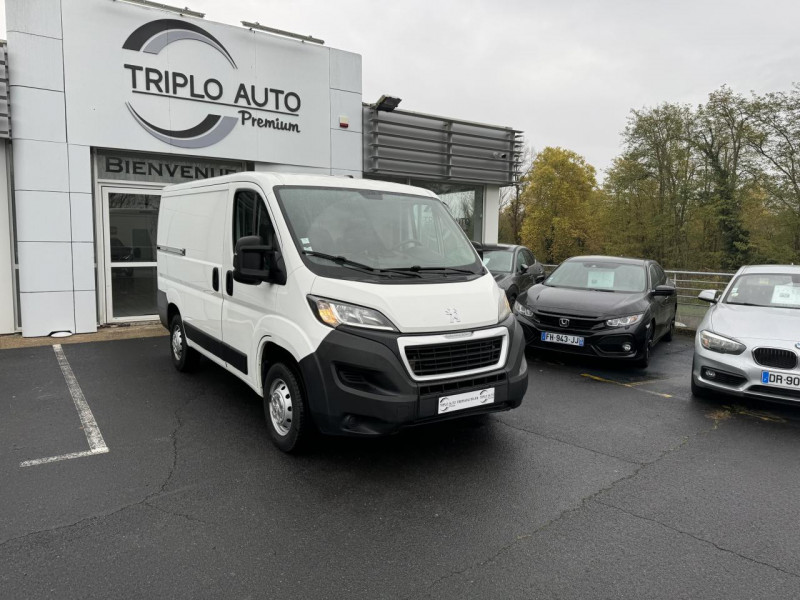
[263,363,311,453]
[170,314,199,372]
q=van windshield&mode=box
[274,186,483,281]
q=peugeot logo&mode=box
[559,318,570,328]
[445,308,461,323]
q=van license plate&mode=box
[761,371,800,390]
[541,331,584,346]
[438,388,495,414]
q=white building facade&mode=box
[2,0,521,337]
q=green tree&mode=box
[519,147,601,263]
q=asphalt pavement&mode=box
[2,332,800,599]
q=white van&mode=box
[156,173,528,451]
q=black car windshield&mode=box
[545,260,646,293]
[482,249,514,273]
[724,273,800,309]
[274,186,482,281]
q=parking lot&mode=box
[3,331,800,599]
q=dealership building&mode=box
[0,0,522,337]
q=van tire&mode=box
[170,314,200,373]
[263,362,311,453]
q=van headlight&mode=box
[498,294,511,322]
[606,314,643,327]
[699,330,746,354]
[308,296,397,331]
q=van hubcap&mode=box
[172,326,183,360]
[268,379,293,436]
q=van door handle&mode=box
[212,267,219,292]
[226,270,234,296]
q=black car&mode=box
[513,255,677,367]
[483,244,546,304]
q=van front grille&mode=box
[753,348,797,370]
[405,337,503,377]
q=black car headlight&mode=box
[606,314,644,327]
[513,300,534,318]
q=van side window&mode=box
[233,190,274,248]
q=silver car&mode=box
[692,265,800,403]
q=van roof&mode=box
[162,172,438,198]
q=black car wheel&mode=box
[635,324,654,368]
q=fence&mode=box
[540,265,735,331]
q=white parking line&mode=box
[19,344,109,468]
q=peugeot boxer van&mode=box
[156,173,528,452]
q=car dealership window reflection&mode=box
[367,176,485,243]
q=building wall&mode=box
[7,0,95,336]
[483,185,500,244]
[0,142,14,334]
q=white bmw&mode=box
[692,265,800,403]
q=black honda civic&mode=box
[513,256,677,367]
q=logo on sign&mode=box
[122,19,302,148]
[559,318,570,328]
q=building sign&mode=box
[61,0,337,167]
[121,19,302,148]
[95,150,245,184]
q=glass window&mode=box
[233,190,273,247]
[724,273,800,308]
[523,249,536,266]
[275,186,482,282]
[482,249,513,273]
[410,181,485,242]
[108,193,160,263]
[546,260,647,293]
[111,266,158,317]
[515,250,526,272]
[649,265,662,289]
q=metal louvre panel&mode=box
[753,348,798,370]
[0,43,9,138]
[363,105,523,185]
[405,336,503,376]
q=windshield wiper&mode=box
[588,288,616,293]
[399,266,477,275]
[302,251,419,278]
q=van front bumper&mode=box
[298,315,528,436]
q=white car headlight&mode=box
[606,314,643,327]
[699,330,746,355]
[498,294,511,322]
[513,300,534,318]
[308,296,396,331]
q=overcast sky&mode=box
[2,0,799,178]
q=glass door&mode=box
[100,187,162,320]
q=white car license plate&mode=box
[438,388,495,414]
[761,371,800,390]
[541,331,585,347]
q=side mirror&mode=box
[697,289,718,304]
[653,284,676,296]
[471,241,484,259]
[233,235,271,283]
[519,263,529,273]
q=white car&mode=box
[692,264,800,403]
